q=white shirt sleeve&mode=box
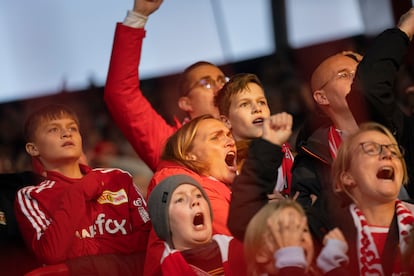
[122,10,148,28]
[274,246,307,269]
[316,239,349,273]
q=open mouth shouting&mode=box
[225,151,237,172]
[376,166,395,180]
[252,117,264,126]
[193,212,205,230]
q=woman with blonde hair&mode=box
[144,114,239,275]
[325,122,414,275]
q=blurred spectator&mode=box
[89,140,153,198]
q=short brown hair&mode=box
[178,61,218,97]
[24,104,80,142]
[214,73,263,117]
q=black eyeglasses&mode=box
[319,70,355,90]
[359,141,405,159]
[184,76,229,96]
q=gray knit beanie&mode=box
[147,174,212,247]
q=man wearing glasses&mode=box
[104,0,229,176]
[291,8,414,219]
[290,51,361,210]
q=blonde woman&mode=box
[144,114,238,275]
[329,122,414,275]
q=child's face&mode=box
[168,184,212,250]
[26,117,83,168]
[225,83,270,141]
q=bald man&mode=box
[291,9,414,211]
[290,52,361,209]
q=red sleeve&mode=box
[104,23,179,172]
[227,238,247,276]
[14,184,88,264]
[143,229,164,276]
[127,176,151,251]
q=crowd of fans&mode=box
[2,0,414,275]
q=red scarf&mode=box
[274,143,294,196]
[328,126,342,159]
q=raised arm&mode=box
[104,0,178,172]
[346,8,414,197]
[133,0,163,16]
[347,8,413,131]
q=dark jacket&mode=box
[228,138,283,242]
[228,139,350,276]
[292,27,414,212]
[290,127,334,209]
[348,27,414,198]
[306,28,414,275]
[0,171,44,276]
[0,171,43,243]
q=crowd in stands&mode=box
[2,0,414,275]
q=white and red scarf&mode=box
[274,143,294,196]
[328,126,342,159]
[349,201,414,275]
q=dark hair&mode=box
[24,104,80,142]
[214,73,263,116]
[178,61,218,96]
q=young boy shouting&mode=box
[147,174,246,275]
[215,73,294,198]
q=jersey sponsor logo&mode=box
[97,189,128,205]
[132,197,150,223]
[138,207,151,223]
[133,198,144,207]
[75,213,127,238]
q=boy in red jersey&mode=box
[14,104,151,275]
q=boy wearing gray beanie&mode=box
[147,174,246,275]
[148,174,212,248]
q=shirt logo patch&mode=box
[97,189,128,205]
